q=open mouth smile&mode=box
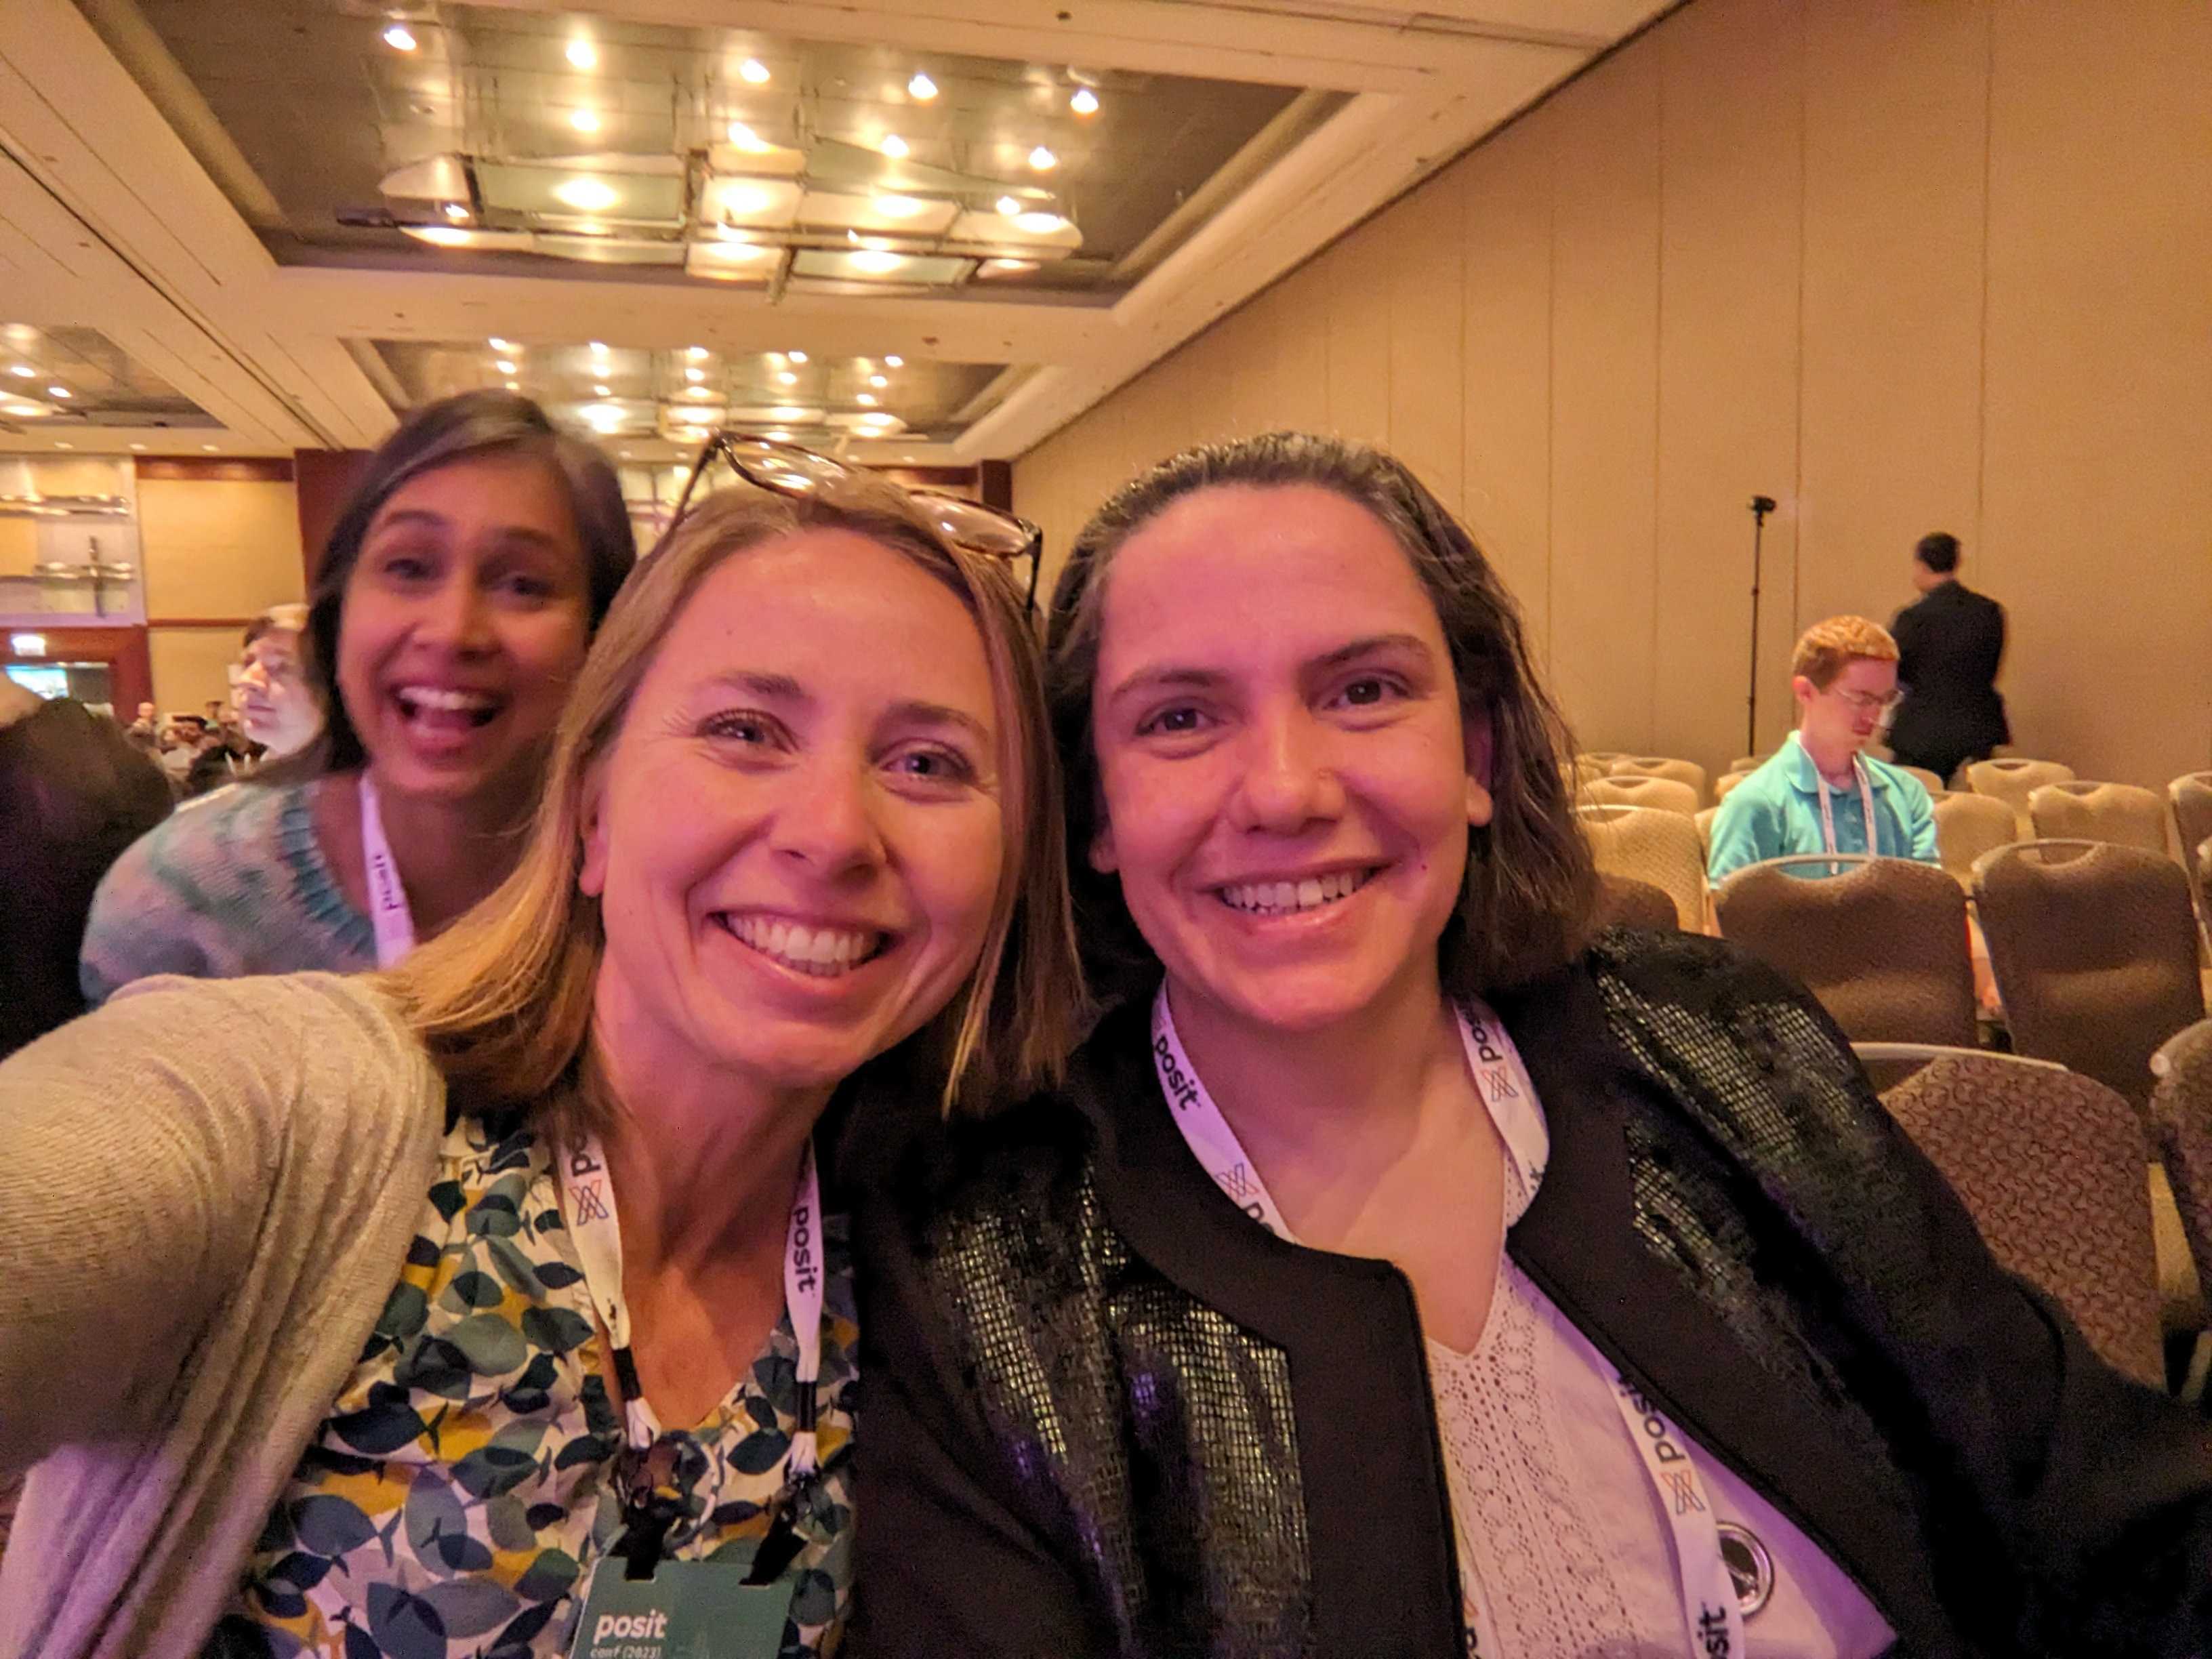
[716,914,893,977]
[390,684,503,731]
[1214,866,1381,917]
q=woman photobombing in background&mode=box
[856,431,2212,1658]
[80,390,636,998]
[0,472,1080,1658]
[230,601,325,762]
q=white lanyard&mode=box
[555,1134,827,1481]
[358,775,418,968]
[1149,985,1746,1659]
[1812,753,1881,867]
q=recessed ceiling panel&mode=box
[374,340,1004,446]
[132,0,1311,292]
[0,325,216,432]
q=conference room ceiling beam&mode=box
[0,0,394,449]
[459,0,1612,94]
[957,43,1574,459]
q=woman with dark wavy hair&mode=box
[855,431,2212,1658]
[81,391,636,998]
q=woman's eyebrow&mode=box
[1105,664,1225,708]
[890,699,993,746]
[1305,632,1434,674]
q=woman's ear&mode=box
[1088,815,1119,875]
[577,768,611,898]
[1465,711,1496,830]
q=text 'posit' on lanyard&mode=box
[556,1134,827,1561]
[359,776,418,969]
[1149,985,1748,1659]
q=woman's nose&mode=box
[1227,711,1345,834]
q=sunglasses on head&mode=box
[666,432,1044,611]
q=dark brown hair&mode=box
[1046,430,1595,1008]
[305,390,637,773]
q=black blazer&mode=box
[1889,581,2009,760]
[850,933,2212,1658]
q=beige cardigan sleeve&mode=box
[0,974,446,1659]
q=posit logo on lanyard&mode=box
[555,1134,829,1655]
[1147,985,1748,1659]
[358,776,418,969]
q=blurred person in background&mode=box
[0,476,1077,1658]
[229,600,322,761]
[1706,615,1937,883]
[1888,531,2009,786]
[81,391,636,999]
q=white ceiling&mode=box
[0,0,1672,464]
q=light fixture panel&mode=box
[797,192,960,235]
[790,249,972,285]
[946,209,1082,257]
[476,161,686,226]
[700,176,804,230]
[684,241,784,283]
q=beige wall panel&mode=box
[0,517,35,578]
[1799,2,1987,640]
[1269,260,1334,437]
[1982,3,2212,785]
[1459,117,1556,664]
[1653,0,1805,775]
[149,625,243,714]
[1385,172,1467,502]
[1177,317,1241,451]
[1324,231,1395,446]
[138,478,304,621]
[1544,48,1662,755]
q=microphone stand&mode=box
[1746,495,1776,757]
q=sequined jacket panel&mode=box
[851,931,2212,1659]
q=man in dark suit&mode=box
[1887,531,2009,785]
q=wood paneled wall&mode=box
[1014,0,2212,788]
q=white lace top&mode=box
[1429,1130,1898,1657]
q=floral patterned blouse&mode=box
[210,1116,856,1658]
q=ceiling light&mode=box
[405,226,477,247]
[571,109,601,134]
[554,177,619,213]
[766,429,794,441]
[382,23,417,52]
[687,345,708,359]
[872,194,930,220]
[47,386,70,399]
[983,257,1038,272]
[495,359,517,373]
[3,402,43,417]
[788,350,808,365]
[884,354,904,367]
[594,383,611,396]
[591,340,610,355]
[869,374,888,388]
[739,58,769,83]
[857,393,878,406]
[880,134,909,159]
[1029,146,1057,171]
[201,443,218,451]
[580,401,626,431]
[685,366,705,382]
[769,406,810,421]
[505,380,520,391]
[442,201,469,222]
[909,73,938,100]
[489,337,514,350]
[54,441,72,449]
[1071,87,1099,115]
[996,195,1021,217]
[686,386,711,398]
[566,38,597,70]
[129,443,147,451]
[848,249,905,274]
[7,365,31,377]
[1015,211,1069,234]
[777,372,797,386]
[619,450,632,459]
[726,122,771,152]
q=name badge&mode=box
[570,1560,796,1659]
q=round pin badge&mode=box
[1717,1521,1775,1617]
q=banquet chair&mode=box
[1716,856,1976,1047]
[1896,765,1946,799]
[2027,781,2169,854]
[2152,1021,2212,1314]
[1713,771,1749,804]
[1931,793,2016,889]
[2171,773,2212,912]
[1578,804,1706,932]
[1966,758,2075,836]
[1607,756,1708,802]
[1973,840,2205,1107]
[1879,1049,2165,1388]
[1582,775,1700,819]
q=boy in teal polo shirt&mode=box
[1708,615,1938,883]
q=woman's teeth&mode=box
[1217,868,1374,916]
[722,915,884,977]
[394,685,499,727]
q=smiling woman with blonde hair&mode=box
[0,459,1081,1659]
